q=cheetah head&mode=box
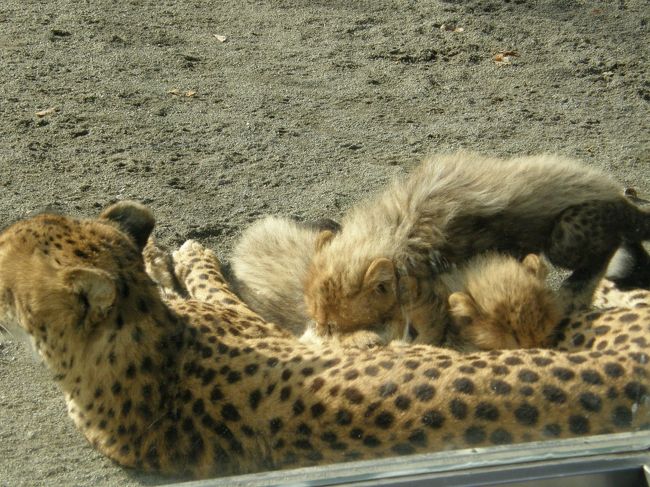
[0,201,154,356]
[304,230,411,345]
[447,254,561,350]
[305,230,397,344]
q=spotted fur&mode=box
[1,203,649,479]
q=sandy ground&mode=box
[0,0,649,485]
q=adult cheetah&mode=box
[0,201,649,479]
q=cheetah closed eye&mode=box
[0,202,649,479]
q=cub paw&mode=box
[340,330,386,349]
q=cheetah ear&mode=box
[448,292,480,326]
[100,200,155,251]
[522,254,548,280]
[63,267,116,326]
[314,230,335,252]
[363,258,396,295]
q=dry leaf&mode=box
[213,34,227,43]
[35,107,56,117]
[440,24,464,33]
[493,50,519,65]
[168,89,197,97]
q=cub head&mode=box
[0,201,154,358]
[304,230,403,343]
[447,253,560,350]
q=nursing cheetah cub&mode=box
[305,152,650,342]
[442,253,562,351]
[231,216,336,337]
[232,216,563,349]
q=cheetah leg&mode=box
[171,240,292,336]
[555,265,610,317]
[171,239,238,305]
[547,202,623,310]
[548,202,621,275]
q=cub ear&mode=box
[363,258,396,295]
[314,230,335,251]
[100,200,155,250]
[448,292,480,326]
[522,254,548,280]
[63,268,116,326]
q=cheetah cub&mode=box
[231,216,405,348]
[442,253,562,351]
[232,216,563,350]
[305,152,650,342]
[231,216,333,337]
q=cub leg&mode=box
[548,201,623,289]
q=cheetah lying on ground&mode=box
[0,201,649,479]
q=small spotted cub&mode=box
[442,253,562,351]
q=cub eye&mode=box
[375,283,389,295]
[77,292,90,326]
